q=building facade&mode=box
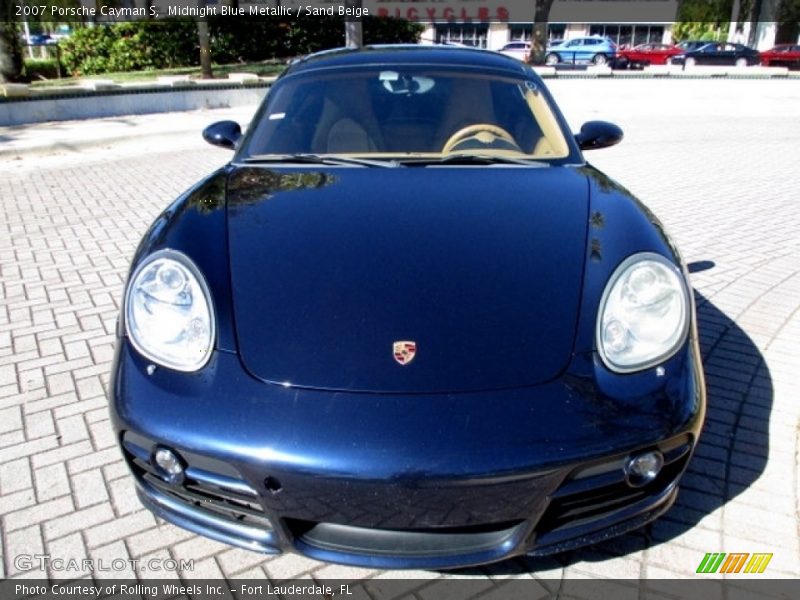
[428,22,674,50]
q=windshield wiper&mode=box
[242,153,402,168]
[399,154,549,167]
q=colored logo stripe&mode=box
[720,553,749,573]
[744,553,773,573]
[697,553,726,573]
[696,552,773,574]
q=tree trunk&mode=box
[527,0,555,65]
[747,0,764,47]
[345,0,363,48]
[727,0,741,42]
[197,3,213,79]
[0,21,24,83]
[775,0,800,43]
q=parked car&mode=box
[112,45,705,569]
[669,42,760,67]
[759,44,800,69]
[545,36,617,65]
[675,40,713,53]
[498,41,530,62]
[614,43,683,69]
[26,33,54,46]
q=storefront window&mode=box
[509,24,566,43]
[435,25,489,48]
[590,24,665,46]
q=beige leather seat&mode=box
[311,80,384,153]
[326,117,377,153]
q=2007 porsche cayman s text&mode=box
[110,45,705,569]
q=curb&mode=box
[0,130,201,160]
[0,110,254,160]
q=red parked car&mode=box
[760,44,800,69]
[614,43,683,69]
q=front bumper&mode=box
[111,340,704,569]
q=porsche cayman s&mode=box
[111,46,705,569]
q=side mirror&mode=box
[202,121,242,150]
[575,121,623,151]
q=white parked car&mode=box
[498,41,530,62]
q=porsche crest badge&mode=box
[393,341,416,366]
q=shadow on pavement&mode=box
[461,283,773,576]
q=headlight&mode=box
[124,249,215,372]
[597,252,689,373]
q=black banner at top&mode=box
[6,0,688,24]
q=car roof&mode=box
[286,44,530,77]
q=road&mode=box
[1,78,799,584]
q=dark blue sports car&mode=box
[111,45,705,569]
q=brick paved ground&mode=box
[1,78,798,584]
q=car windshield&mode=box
[239,67,571,161]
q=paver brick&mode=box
[89,418,116,449]
[262,553,320,579]
[71,468,110,509]
[42,502,115,541]
[89,540,136,580]
[67,446,122,474]
[83,509,156,548]
[0,489,36,514]
[57,413,89,444]
[126,524,194,558]
[138,548,183,580]
[33,462,70,502]
[217,548,275,577]
[108,476,140,516]
[0,405,22,433]
[0,430,25,448]
[188,556,227,579]
[0,456,33,494]
[4,524,46,577]
[0,363,19,387]
[44,532,91,577]
[24,410,56,439]
[172,534,230,562]
[4,495,74,532]
[0,435,59,463]
[30,439,91,468]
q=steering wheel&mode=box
[441,124,519,154]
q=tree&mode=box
[0,21,24,82]
[345,0,363,48]
[673,0,732,41]
[527,0,555,65]
[776,0,800,43]
[197,0,213,79]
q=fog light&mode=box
[625,451,663,487]
[153,447,184,482]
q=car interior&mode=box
[247,70,570,159]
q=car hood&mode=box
[226,166,589,393]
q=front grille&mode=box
[287,518,526,558]
[122,432,271,529]
[536,437,692,537]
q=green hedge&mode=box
[59,18,423,76]
[24,58,62,80]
